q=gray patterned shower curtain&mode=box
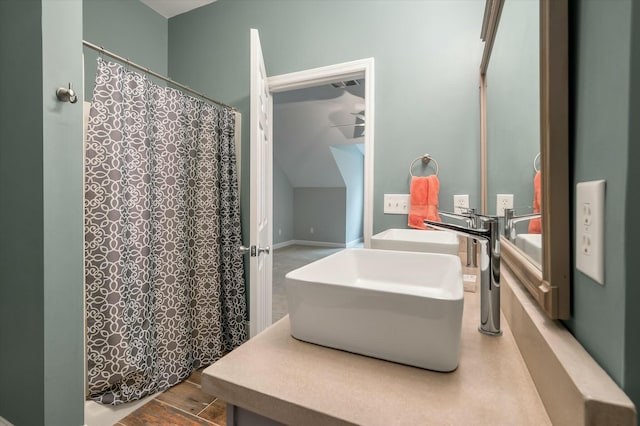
[85,59,247,405]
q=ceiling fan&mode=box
[329,111,365,137]
[330,112,365,127]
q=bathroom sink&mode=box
[371,228,459,255]
[515,233,542,266]
[285,248,464,372]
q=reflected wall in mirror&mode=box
[481,0,569,319]
[486,0,541,268]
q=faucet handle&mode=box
[475,213,499,220]
[441,208,476,217]
[439,209,465,217]
[439,210,475,226]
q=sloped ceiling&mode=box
[139,0,217,18]
[273,82,365,188]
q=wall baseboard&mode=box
[274,240,348,249]
[346,237,364,248]
[273,240,295,250]
[291,240,345,248]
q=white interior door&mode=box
[249,28,273,337]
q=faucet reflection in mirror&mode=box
[425,212,502,336]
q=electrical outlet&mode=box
[384,194,410,214]
[583,203,592,226]
[576,180,605,285]
[496,194,514,216]
[454,195,470,214]
[581,234,592,256]
[309,227,314,234]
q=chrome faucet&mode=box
[439,209,478,267]
[424,214,502,336]
[503,208,541,241]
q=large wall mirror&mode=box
[481,0,569,319]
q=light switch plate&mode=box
[384,194,410,214]
[576,180,605,285]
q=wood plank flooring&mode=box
[115,369,226,426]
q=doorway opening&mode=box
[265,59,374,325]
[271,79,367,320]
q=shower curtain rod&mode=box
[83,40,238,112]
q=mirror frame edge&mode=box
[540,0,570,319]
[481,0,570,320]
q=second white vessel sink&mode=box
[285,248,464,372]
[371,228,459,255]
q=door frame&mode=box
[267,58,375,248]
[250,57,375,337]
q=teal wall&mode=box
[486,0,539,215]
[567,0,638,415]
[626,0,640,413]
[294,188,347,243]
[168,0,484,243]
[83,0,168,100]
[0,1,45,423]
[42,0,85,423]
[0,1,84,425]
[273,161,295,245]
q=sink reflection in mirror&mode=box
[515,233,542,267]
[485,0,542,269]
[285,248,464,372]
[504,208,541,268]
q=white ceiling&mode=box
[274,82,365,188]
[139,0,218,18]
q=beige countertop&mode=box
[202,292,550,425]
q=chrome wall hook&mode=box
[56,83,78,104]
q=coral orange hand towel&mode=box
[528,171,542,234]
[408,175,441,230]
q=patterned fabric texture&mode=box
[85,59,247,405]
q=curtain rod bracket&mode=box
[56,82,78,104]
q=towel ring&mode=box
[409,154,439,177]
[533,152,541,173]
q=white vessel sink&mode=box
[285,248,464,372]
[371,228,459,255]
[515,233,542,266]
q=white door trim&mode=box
[267,58,375,247]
